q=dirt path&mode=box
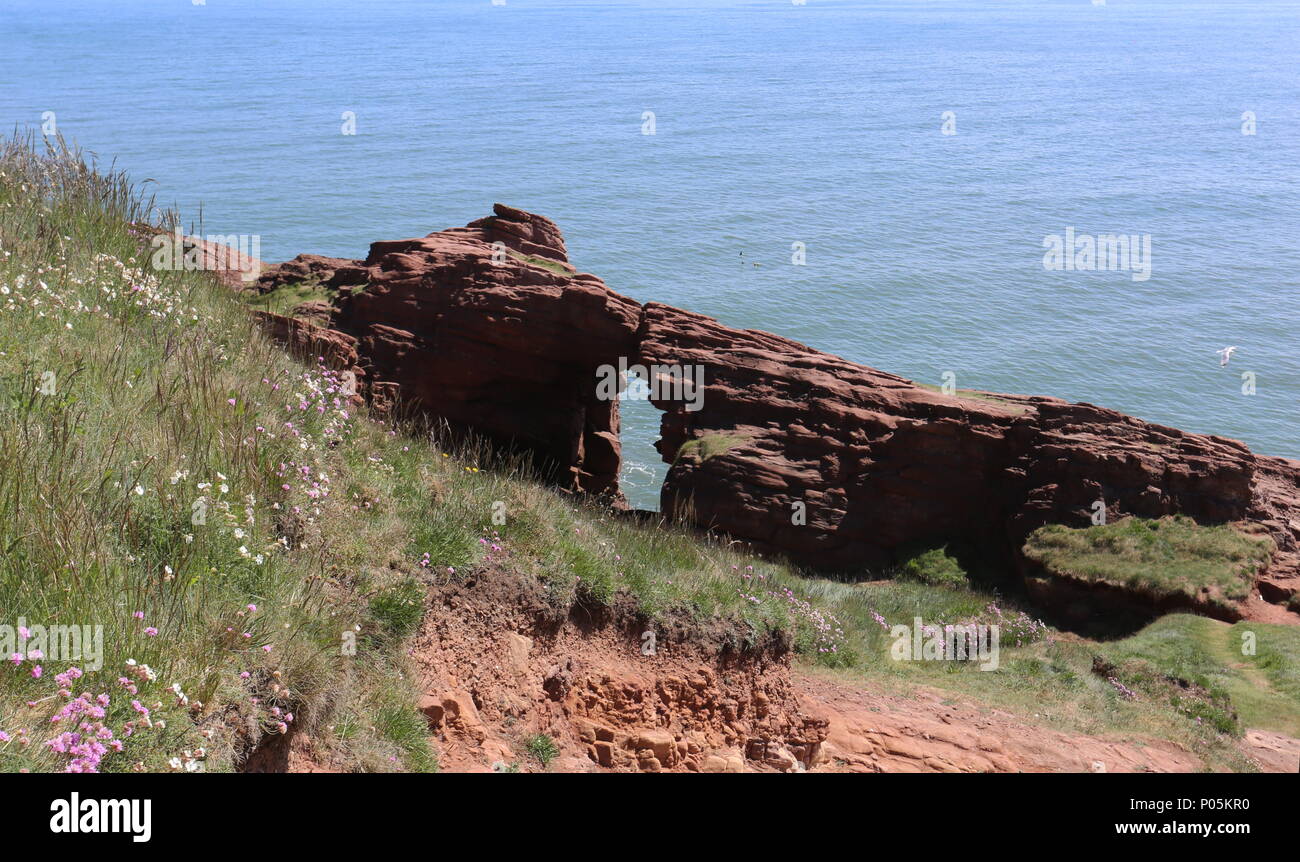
[794,669,1208,773]
[1239,730,1300,773]
[1198,619,1275,692]
[1240,592,1300,626]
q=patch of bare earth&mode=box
[796,671,1201,773]
[1240,729,1300,773]
[240,725,337,773]
[411,569,824,772]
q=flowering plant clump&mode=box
[232,663,297,743]
[769,586,846,657]
[0,251,205,333]
[980,604,1049,648]
[734,566,846,659]
[478,529,507,564]
[1108,676,1139,700]
[45,689,123,773]
[0,657,187,773]
[416,527,505,577]
[865,602,1050,660]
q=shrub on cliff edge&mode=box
[897,546,969,589]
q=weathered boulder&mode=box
[250,310,359,373]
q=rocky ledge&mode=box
[246,205,1300,620]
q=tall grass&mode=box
[0,135,429,771]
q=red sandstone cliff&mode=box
[248,206,1300,619]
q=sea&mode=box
[2,0,1297,509]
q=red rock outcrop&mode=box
[642,301,1300,611]
[255,204,639,495]
[249,206,1300,614]
[251,309,359,370]
[255,253,367,293]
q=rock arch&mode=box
[251,205,1300,612]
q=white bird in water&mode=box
[1217,346,1238,367]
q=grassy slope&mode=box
[0,138,831,772]
[1,137,1295,773]
[806,579,1300,769]
[1098,616,1300,742]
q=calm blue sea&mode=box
[2,0,1297,509]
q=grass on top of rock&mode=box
[242,280,338,318]
[1023,516,1272,609]
[674,433,751,464]
[504,248,574,276]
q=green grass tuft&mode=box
[897,546,968,589]
[674,433,751,464]
[522,733,560,766]
[368,578,427,641]
[243,280,338,317]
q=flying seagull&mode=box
[1217,346,1238,367]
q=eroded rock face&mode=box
[256,204,640,495]
[643,300,1300,604]
[251,309,358,371]
[414,569,826,773]
[250,206,1300,612]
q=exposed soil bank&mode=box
[405,571,1282,773]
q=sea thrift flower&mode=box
[54,667,83,687]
